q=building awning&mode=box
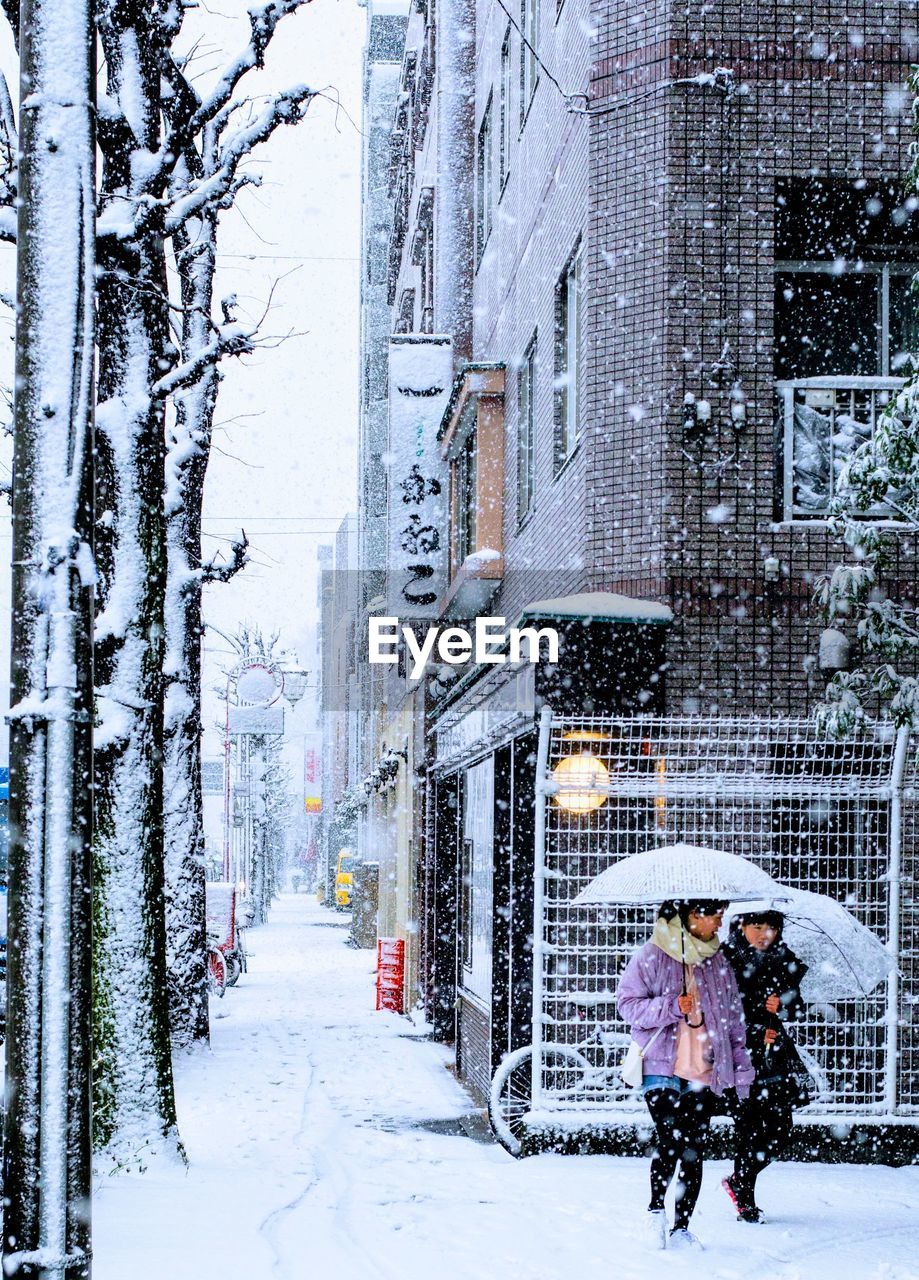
[517,591,673,626]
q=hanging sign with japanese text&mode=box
[303,731,322,813]
[387,335,452,617]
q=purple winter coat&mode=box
[617,940,755,1099]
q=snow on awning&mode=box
[517,592,672,626]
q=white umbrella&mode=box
[573,843,788,907]
[723,888,895,1002]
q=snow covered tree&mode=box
[3,0,96,1266]
[250,740,292,924]
[90,0,314,1152]
[158,6,319,1052]
[0,0,316,1165]
[222,625,292,924]
[818,73,919,734]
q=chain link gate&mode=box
[489,707,916,1155]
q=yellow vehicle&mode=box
[334,850,353,910]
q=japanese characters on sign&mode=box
[387,335,452,617]
[304,732,322,814]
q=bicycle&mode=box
[489,994,633,1156]
[223,922,248,987]
[489,993,833,1157]
[206,934,227,998]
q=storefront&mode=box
[424,594,672,1100]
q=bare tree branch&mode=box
[147,0,313,200]
[152,322,254,399]
[164,87,314,234]
[190,0,311,131]
[0,69,18,240]
[199,532,249,585]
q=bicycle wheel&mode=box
[207,947,226,998]
[224,950,241,987]
[488,1044,590,1157]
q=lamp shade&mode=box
[282,668,310,705]
[552,751,609,813]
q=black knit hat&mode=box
[659,899,728,923]
[734,909,785,939]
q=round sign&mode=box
[236,663,281,706]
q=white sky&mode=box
[0,1,368,783]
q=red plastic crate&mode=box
[376,937,405,1013]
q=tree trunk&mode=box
[4,0,95,1268]
[93,241,180,1159]
[163,213,219,1048]
[92,10,180,1160]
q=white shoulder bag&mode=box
[620,1024,666,1089]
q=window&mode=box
[419,226,434,333]
[395,288,415,334]
[518,334,537,522]
[461,836,472,967]
[476,96,494,262]
[520,0,538,124]
[774,179,919,519]
[461,759,494,1001]
[555,242,582,469]
[775,178,919,379]
[412,187,435,333]
[441,364,505,615]
[499,27,512,191]
[455,423,477,564]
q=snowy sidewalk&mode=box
[95,894,919,1280]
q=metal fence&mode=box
[529,709,916,1123]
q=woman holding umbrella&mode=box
[721,909,811,1224]
[617,899,754,1251]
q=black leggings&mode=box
[731,1084,794,1202]
[644,1086,715,1231]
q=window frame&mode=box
[499,25,512,195]
[775,258,919,378]
[454,421,478,565]
[460,759,494,1001]
[517,332,537,524]
[554,241,583,472]
[461,836,473,971]
[476,94,494,264]
[519,0,539,128]
[396,287,416,335]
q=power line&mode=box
[203,515,353,521]
[202,529,340,538]
[216,256,360,266]
[492,0,579,107]
[493,0,734,116]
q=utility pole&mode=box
[4,0,96,1273]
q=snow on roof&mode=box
[519,592,673,625]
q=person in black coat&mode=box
[721,910,811,1223]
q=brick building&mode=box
[343,0,919,1140]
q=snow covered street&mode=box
[94,894,919,1280]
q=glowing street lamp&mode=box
[552,731,611,813]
